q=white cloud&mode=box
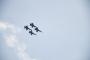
[0,21,36,60]
[0,21,8,29]
[18,51,32,60]
[4,35,18,47]
[16,42,27,52]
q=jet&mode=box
[24,26,30,30]
[35,27,42,32]
[30,23,36,28]
[29,29,36,35]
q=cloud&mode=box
[0,21,8,29]
[4,35,18,47]
[0,21,36,60]
[0,21,21,33]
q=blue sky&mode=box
[0,0,89,60]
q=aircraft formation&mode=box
[24,23,42,36]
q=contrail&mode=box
[0,21,36,60]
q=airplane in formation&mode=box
[24,26,30,30]
[24,26,36,35]
[24,22,42,36]
[29,29,36,35]
[30,23,42,32]
[35,27,42,32]
[30,23,36,28]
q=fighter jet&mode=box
[35,27,42,32]
[24,26,30,30]
[30,23,36,28]
[29,29,36,35]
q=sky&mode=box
[0,0,89,60]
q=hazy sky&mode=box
[0,0,89,60]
